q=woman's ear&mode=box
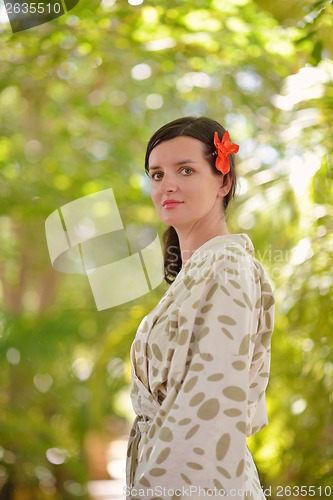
[218,173,232,198]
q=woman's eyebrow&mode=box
[148,159,198,170]
[175,159,198,165]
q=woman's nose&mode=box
[160,176,177,193]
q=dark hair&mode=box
[145,116,238,284]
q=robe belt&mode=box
[137,419,150,434]
[129,416,151,487]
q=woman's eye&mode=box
[151,172,163,181]
[181,168,193,176]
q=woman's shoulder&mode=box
[185,233,254,270]
[178,233,255,290]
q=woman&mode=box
[126,117,275,499]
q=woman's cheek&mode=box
[151,190,161,211]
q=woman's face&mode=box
[148,136,228,231]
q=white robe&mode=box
[126,234,275,499]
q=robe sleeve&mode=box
[133,249,274,499]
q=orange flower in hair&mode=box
[213,131,239,174]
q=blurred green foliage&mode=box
[0,0,332,498]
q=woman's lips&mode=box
[162,200,183,209]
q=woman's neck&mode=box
[176,218,230,265]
